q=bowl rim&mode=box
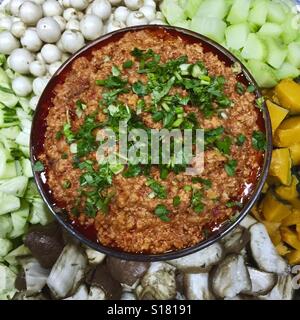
[30,25,273,262]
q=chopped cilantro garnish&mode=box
[226,201,243,208]
[123,60,133,69]
[236,134,246,146]
[154,204,170,222]
[247,84,255,93]
[62,180,71,189]
[252,131,266,151]
[216,136,232,155]
[173,195,181,207]
[191,189,204,213]
[132,81,148,96]
[256,97,265,110]
[235,82,245,95]
[147,178,167,199]
[123,164,143,177]
[191,177,212,189]
[33,161,44,172]
[225,159,237,177]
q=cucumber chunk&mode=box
[0,239,13,257]
[0,161,17,179]
[190,16,227,43]
[281,18,299,44]
[0,215,12,238]
[227,0,251,24]
[9,201,29,239]
[264,38,287,69]
[267,2,287,23]
[0,68,10,85]
[0,90,18,109]
[0,176,29,197]
[258,23,283,38]
[225,23,249,50]
[276,62,300,80]
[15,131,29,147]
[4,245,30,266]
[247,59,278,88]
[241,33,267,61]
[29,199,53,226]
[287,42,300,68]
[161,0,186,24]
[183,0,203,19]
[20,158,33,178]
[195,0,228,19]
[248,0,269,26]
[0,263,17,300]
[0,144,6,178]
[0,191,20,215]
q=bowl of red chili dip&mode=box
[30,25,272,261]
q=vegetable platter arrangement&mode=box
[0,0,299,300]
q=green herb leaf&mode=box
[247,84,255,93]
[154,204,170,222]
[132,81,148,96]
[236,134,246,146]
[191,189,204,214]
[33,161,44,172]
[225,159,237,177]
[191,177,212,189]
[147,178,167,199]
[252,131,266,151]
[123,60,133,68]
[235,82,245,95]
[112,65,121,76]
[62,180,71,189]
[226,201,243,208]
[216,136,232,155]
[173,195,181,207]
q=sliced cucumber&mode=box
[281,18,299,44]
[276,62,300,80]
[0,176,29,197]
[161,0,186,24]
[287,42,300,68]
[9,201,29,239]
[20,118,31,135]
[0,90,18,109]
[0,68,10,85]
[173,20,191,29]
[195,0,228,19]
[0,144,6,178]
[258,22,283,38]
[0,191,20,215]
[247,59,278,88]
[19,145,29,158]
[4,244,30,265]
[18,97,32,114]
[29,199,53,226]
[264,38,287,69]
[190,16,227,43]
[267,2,287,23]
[0,215,12,238]
[0,263,17,299]
[0,239,13,257]
[225,23,249,50]
[241,33,267,61]
[0,161,17,179]
[15,131,29,147]
[248,0,269,26]
[16,107,31,121]
[20,158,33,178]
[0,126,20,140]
[227,0,251,24]
[183,0,203,19]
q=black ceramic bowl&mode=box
[30,25,272,262]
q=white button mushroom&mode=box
[63,8,79,21]
[156,12,164,20]
[29,60,47,76]
[41,44,62,63]
[42,0,63,16]
[144,0,156,8]
[114,6,129,23]
[32,76,50,96]
[80,14,103,40]
[106,20,126,33]
[0,17,13,31]
[56,38,65,51]
[47,61,62,75]
[36,52,46,63]
[124,0,143,11]
[0,31,20,55]
[85,4,92,14]
[10,21,26,38]
[53,15,66,31]
[126,11,148,26]
[20,28,43,52]
[12,76,32,96]
[91,0,112,20]
[61,30,85,53]
[70,0,89,10]
[19,1,43,26]
[29,95,39,110]
[9,0,26,17]
[32,0,46,4]
[36,17,61,43]
[66,18,80,31]
[61,0,71,8]
[8,48,34,74]
[139,5,156,21]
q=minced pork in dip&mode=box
[36,29,266,254]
